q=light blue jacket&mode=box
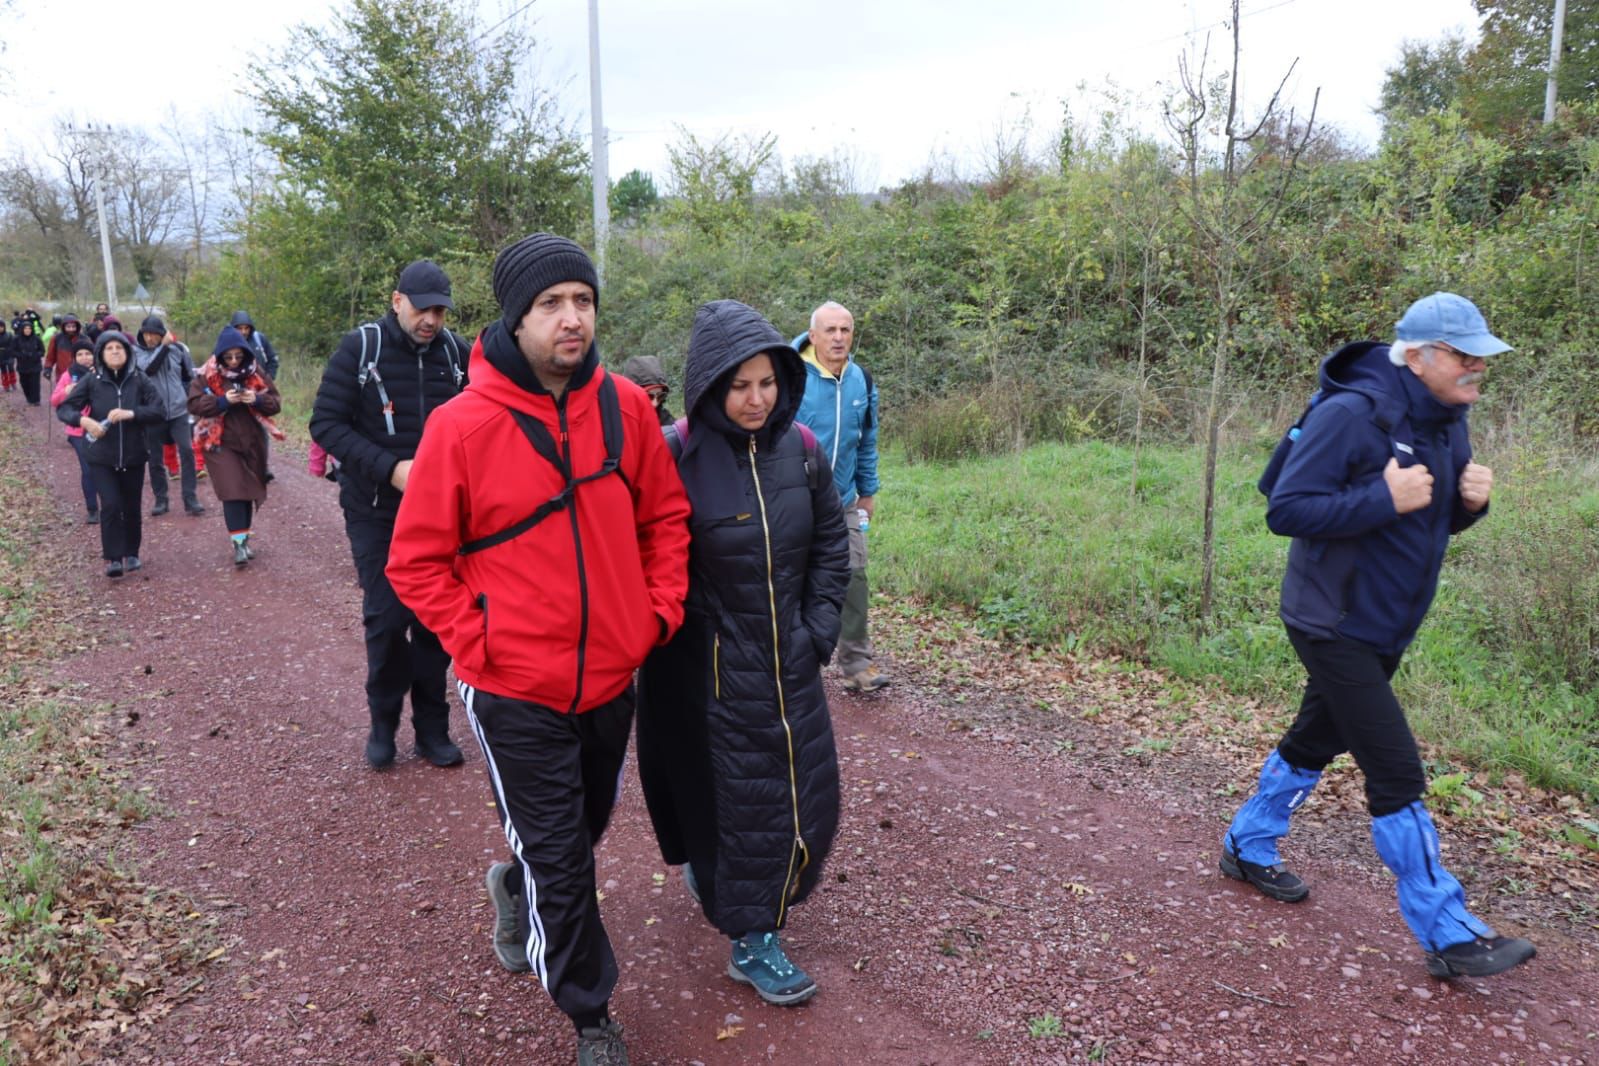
[792,331,879,508]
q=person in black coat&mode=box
[0,319,14,392]
[56,331,163,577]
[309,260,469,770]
[12,320,45,404]
[636,299,850,1008]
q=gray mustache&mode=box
[1457,371,1485,386]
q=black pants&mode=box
[19,368,41,404]
[89,465,145,561]
[1277,627,1426,817]
[145,416,199,508]
[223,500,254,534]
[344,513,451,734]
[462,683,633,1023]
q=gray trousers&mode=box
[838,506,874,674]
[145,416,199,508]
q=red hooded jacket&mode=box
[386,332,690,713]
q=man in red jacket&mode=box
[387,234,689,1066]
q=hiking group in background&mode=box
[7,301,279,573]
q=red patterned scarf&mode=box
[192,358,285,454]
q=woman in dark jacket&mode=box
[51,339,101,523]
[13,320,45,405]
[56,331,163,577]
[187,326,283,566]
[637,299,850,1007]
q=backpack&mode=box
[665,417,822,491]
[458,372,629,556]
[1258,388,1411,497]
[354,321,465,436]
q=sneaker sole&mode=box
[1424,942,1536,979]
[485,864,532,974]
[1219,851,1309,903]
[726,962,817,1006]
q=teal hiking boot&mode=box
[728,932,817,1006]
[485,862,531,973]
[683,864,701,904]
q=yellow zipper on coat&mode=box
[749,436,808,924]
[713,634,720,700]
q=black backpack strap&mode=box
[458,374,628,556]
[857,364,876,430]
[597,372,628,492]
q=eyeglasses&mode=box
[220,352,247,363]
[1426,343,1485,366]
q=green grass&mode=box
[873,440,1599,800]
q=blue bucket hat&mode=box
[1395,292,1511,358]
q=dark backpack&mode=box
[664,417,821,491]
[1258,389,1411,497]
[354,321,465,436]
[458,372,628,555]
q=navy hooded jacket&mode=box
[1270,341,1485,655]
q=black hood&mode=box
[229,310,255,330]
[93,330,135,382]
[1321,340,1466,431]
[683,299,803,446]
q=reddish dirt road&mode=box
[14,395,1596,1065]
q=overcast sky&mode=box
[6,0,1481,189]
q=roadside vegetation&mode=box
[0,415,212,1064]
[871,437,1599,802]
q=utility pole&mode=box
[69,123,118,308]
[1545,0,1568,123]
[588,0,610,286]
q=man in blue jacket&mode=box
[794,301,887,692]
[1220,292,1534,979]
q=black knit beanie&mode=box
[492,233,599,332]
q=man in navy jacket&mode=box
[1219,292,1535,980]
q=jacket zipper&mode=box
[713,634,721,700]
[114,378,125,467]
[829,373,842,469]
[749,436,808,922]
[559,397,589,714]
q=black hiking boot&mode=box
[365,719,398,769]
[1220,846,1309,903]
[415,732,464,768]
[1424,936,1536,979]
[150,499,169,516]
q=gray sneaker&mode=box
[576,1018,628,1066]
[485,862,531,973]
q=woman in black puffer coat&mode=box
[57,331,163,577]
[637,299,849,1008]
[12,320,45,404]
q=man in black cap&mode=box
[310,260,470,770]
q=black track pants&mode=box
[460,683,634,1022]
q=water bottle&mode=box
[856,507,869,533]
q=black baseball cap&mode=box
[395,260,454,311]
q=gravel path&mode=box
[15,396,1595,1065]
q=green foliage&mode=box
[872,441,1598,799]
[1461,0,1599,132]
[169,0,587,363]
[1380,34,1469,126]
[610,169,659,224]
